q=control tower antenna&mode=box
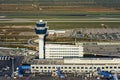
[35,20,48,59]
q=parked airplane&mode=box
[97,67,118,80]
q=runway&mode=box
[0,18,120,23]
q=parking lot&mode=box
[72,28,120,41]
[84,45,120,57]
[0,56,24,77]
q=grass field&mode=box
[0,4,120,19]
[0,22,120,29]
[48,22,120,29]
[0,0,120,8]
[5,12,120,19]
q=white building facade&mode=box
[31,58,120,73]
[45,44,83,59]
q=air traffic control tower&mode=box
[35,20,48,59]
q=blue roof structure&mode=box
[18,65,31,77]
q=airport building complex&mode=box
[32,20,120,74]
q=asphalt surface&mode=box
[0,18,120,23]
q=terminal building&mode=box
[31,58,120,73]
[45,44,83,59]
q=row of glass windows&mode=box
[32,66,120,70]
[48,53,80,54]
[49,56,80,58]
[49,53,79,55]
[32,70,95,73]
[48,51,80,52]
[48,48,79,50]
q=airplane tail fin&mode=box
[57,67,65,78]
[97,67,101,73]
[112,73,118,80]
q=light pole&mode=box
[11,57,14,78]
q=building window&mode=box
[81,67,84,69]
[52,67,55,69]
[102,67,104,69]
[114,66,117,69]
[106,66,108,69]
[65,67,67,69]
[85,67,88,69]
[73,67,75,69]
[44,67,47,69]
[110,66,112,69]
[48,67,51,69]
[118,67,120,69]
[32,66,34,69]
[36,66,39,69]
[94,67,96,69]
[69,67,71,69]
[89,67,92,69]
[69,70,71,73]
[40,67,43,69]
[77,67,80,69]
[85,70,88,72]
